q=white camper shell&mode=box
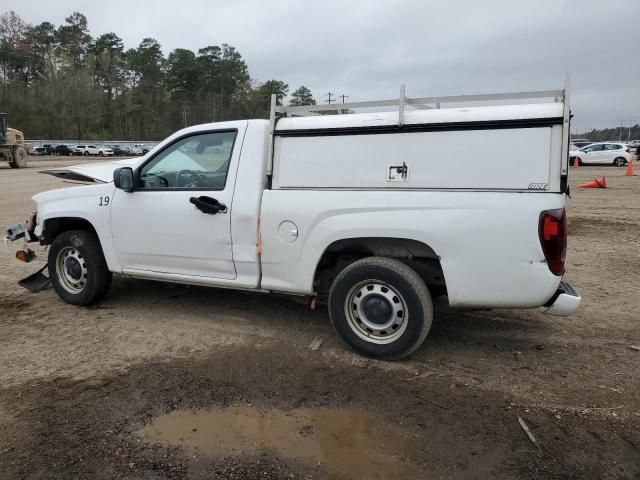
[270,86,570,193]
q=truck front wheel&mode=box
[328,257,433,360]
[48,230,112,306]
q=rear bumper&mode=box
[543,281,581,316]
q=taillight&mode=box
[539,208,566,276]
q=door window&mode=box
[587,144,604,152]
[139,131,237,190]
[605,144,621,150]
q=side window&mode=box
[589,144,604,152]
[139,131,237,190]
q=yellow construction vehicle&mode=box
[0,113,28,168]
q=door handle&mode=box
[189,196,227,215]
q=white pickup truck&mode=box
[8,86,580,359]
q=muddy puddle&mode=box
[139,407,423,479]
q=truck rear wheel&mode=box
[48,230,112,306]
[328,257,433,360]
[9,147,27,168]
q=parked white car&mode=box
[7,86,580,359]
[132,144,149,154]
[569,142,631,166]
[79,145,114,157]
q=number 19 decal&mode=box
[99,196,110,206]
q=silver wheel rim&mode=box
[55,247,88,294]
[344,280,408,344]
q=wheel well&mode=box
[314,237,447,298]
[40,217,98,245]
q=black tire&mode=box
[15,147,27,167]
[48,230,112,306]
[98,151,103,157]
[328,257,433,360]
[9,147,27,168]
[613,157,626,167]
[83,151,89,156]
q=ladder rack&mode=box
[270,85,566,122]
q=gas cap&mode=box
[278,220,299,243]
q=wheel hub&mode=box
[345,281,408,344]
[361,294,393,325]
[65,257,82,280]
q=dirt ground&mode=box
[0,156,639,479]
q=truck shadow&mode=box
[106,276,553,359]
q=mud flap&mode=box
[18,264,51,293]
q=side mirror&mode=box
[113,167,134,192]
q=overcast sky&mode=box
[12,0,640,131]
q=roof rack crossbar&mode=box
[274,88,565,116]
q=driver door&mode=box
[582,144,604,164]
[110,125,245,280]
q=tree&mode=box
[166,48,200,127]
[195,44,250,121]
[26,22,58,79]
[124,38,167,139]
[89,33,125,95]
[0,9,313,139]
[289,86,316,106]
[0,10,32,86]
[56,12,90,66]
[258,79,289,112]
[166,48,199,102]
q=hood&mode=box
[40,157,143,183]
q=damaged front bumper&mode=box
[5,213,51,292]
[5,213,38,264]
[5,212,38,243]
[543,281,581,316]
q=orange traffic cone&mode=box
[579,176,607,188]
[625,159,635,176]
[572,157,580,168]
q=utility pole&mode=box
[324,92,335,104]
[618,119,635,142]
[337,94,349,115]
[620,121,624,141]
